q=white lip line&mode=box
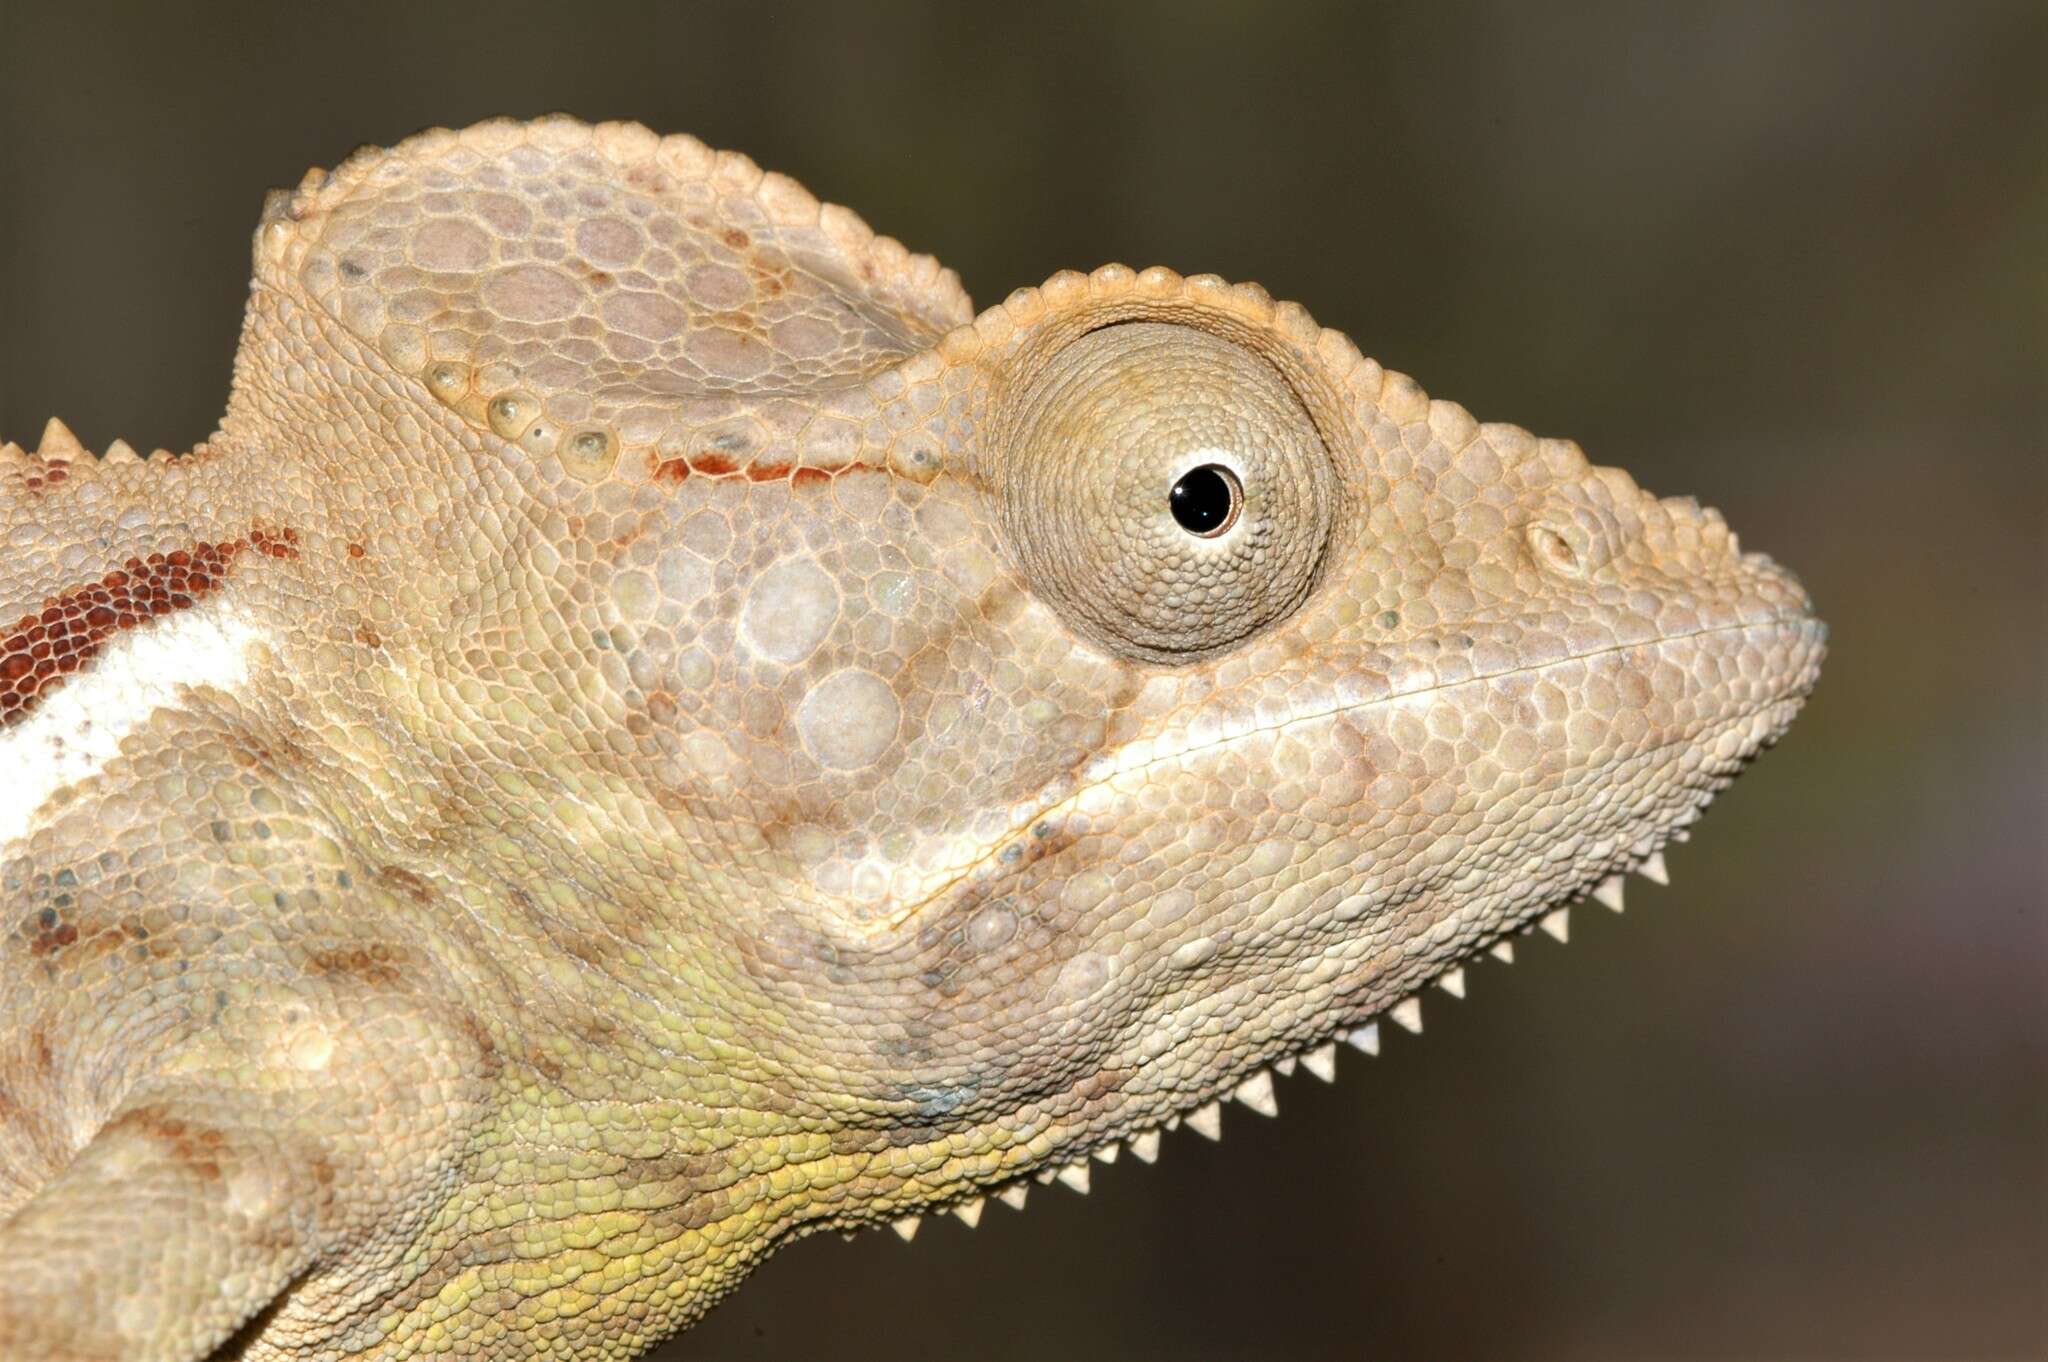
[887,612,1815,928]
[1081,611,1816,797]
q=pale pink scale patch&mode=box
[472,191,532,236]
[771,315,839,360]
[603,290,687,340]
[575,216,644,267]
[337,289,389,340]
[413,217,493,271]
[687,327,773,381]
[481,263,585,323]
[684,263,752,311]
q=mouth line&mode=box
[887,693,1809,1238]
[1071,610,1818,805]
[886,612,1817,930]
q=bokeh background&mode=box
[2,2,2039,1358]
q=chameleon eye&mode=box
[996,322,1338,663]
[1168,463,1242,537]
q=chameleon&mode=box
[0,116,1823,1361]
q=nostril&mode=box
[1526,523,1583,577]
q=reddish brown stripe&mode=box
[0,527,298,727]
[648,450,883,486]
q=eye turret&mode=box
[993,322,1338,663]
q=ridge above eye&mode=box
[1168,463,1243,537]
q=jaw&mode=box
[372,616,1824,1261]
[860,610,1829,1214]
[588,566,1824,1245]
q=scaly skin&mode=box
[0,116,1822,1360]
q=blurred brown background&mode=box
[2,2,2039,1358]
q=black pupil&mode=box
[1169,465,1236,535]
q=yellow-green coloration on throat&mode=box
[0,116,1822,1360]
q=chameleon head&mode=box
[578,267,1826,1198]
[0,119,1831,1352]
[202,124,1821,1235]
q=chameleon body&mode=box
[0,117,1822,1360]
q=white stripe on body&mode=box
[0,605,268,850]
